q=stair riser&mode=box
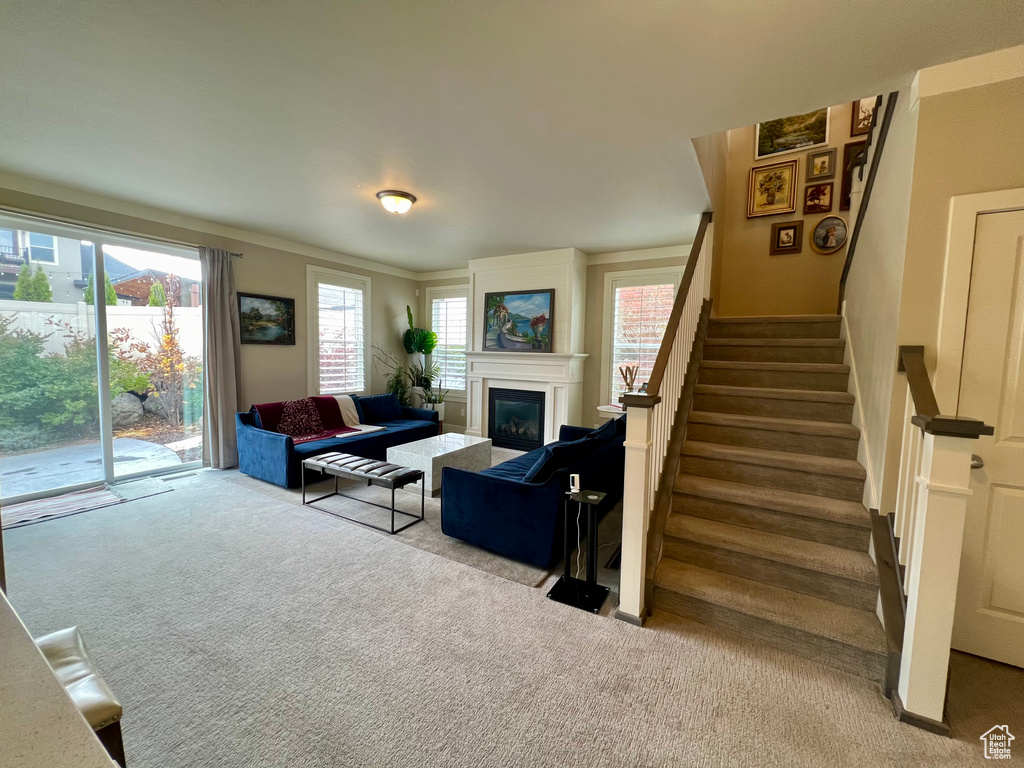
[673,494,871,550]
[653,586,887,683]
[693,393,854,423]
[707,320,841,339]
[703,345,845,364]
[662,538,878,611]
[679,456,864,502]
[698,367,850,392]
[686,422,859,460]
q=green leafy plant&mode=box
[13,264,53,302]
[84,272,117,306]
[148,282,167,307]
[408,359,441,390]
[402,305,437,356]
[372,344,413,406]
[422,386,448,405]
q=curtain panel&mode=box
[199,247,242,468]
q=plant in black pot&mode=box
[403,305,437,383]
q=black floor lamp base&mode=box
[547,575,610,614]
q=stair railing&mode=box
[889,345,992,730]
[616,211,713,624]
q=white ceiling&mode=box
[0,2,1021,271]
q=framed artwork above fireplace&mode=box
[482,289,554,353]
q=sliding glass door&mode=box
[0,214,204,504]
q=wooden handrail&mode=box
[621,210,712,409]
[897,345,993,439]
[837,91,898,313]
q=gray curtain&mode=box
[199,247,242,468]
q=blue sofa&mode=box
[236,393,439,489]
[441,419,626,568]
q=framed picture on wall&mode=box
[805,147,837,181]
[482,289,554,352]
[850,98,877,136]
[747,159,798,217]
[754,107,830,160]
[803,182,834,214]
[769,220,804,255]
[809,215,849,255]
[238,293,296,345]
[840,140,867,211]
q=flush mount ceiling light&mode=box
[376,190,417,214]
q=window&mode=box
[0,229,15,259]
[308,266,370,395]
[604,268,682,403]
[429,289,468,393]
[25,231,57,263]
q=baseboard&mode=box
[442,424,466,434]
[890,691,950,737]
[613,608,645,627]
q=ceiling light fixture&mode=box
[376,190,416,214]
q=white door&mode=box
[952,209,1024,668]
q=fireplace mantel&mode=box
[464,351,588,444]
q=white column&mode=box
[618,405,653,622]
[898,432,974,722]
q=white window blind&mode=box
[610,283,676,401]
[431,294,468,391]
[317,282,365,393]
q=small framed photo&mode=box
[851,98,877,137]
[803,182,834,214]
[238,293,296,345]
[809,215,849,255]
[747,159,798,217]
[840,140,867,210]
[805,148,837,181]
[770,220,804,255]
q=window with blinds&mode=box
[430,293,468,391]
[317,282,365,393]
[610,282,676,401]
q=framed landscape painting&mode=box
[483,289,554,352]
[238,293,296,345]
[747,159,798,217]
[755,107,830,160]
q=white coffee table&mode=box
[387,433,493,497]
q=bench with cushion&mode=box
[236,393,439,488]
[440,418,626,568]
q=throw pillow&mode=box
[522,436,596,484]
[276,398,324,437]
[359,393,403,423]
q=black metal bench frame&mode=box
[301,453,425,534]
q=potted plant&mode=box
[422,386,448,423]
[408,359,441,406]
[372,344,413,406]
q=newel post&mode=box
[616,402,655,624]
[897,420,988,727]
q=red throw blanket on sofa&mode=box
[252,396,358,444]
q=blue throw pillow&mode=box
[589,416,620,442]
[523,436,597,484]
[359,393,403,423]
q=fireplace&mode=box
[488,388,545,451]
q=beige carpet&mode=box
[4,470,1015,766]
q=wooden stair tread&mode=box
[705,338,846,347]
[700,360,850,374]
[694,384,854,403]
[709,315,841,323]
[673,476,871,529]
[654,560,887,656]
[682,441,867,480]
[688,411,860,439]
[665,515,877,584]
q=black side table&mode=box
[546,489,610,613]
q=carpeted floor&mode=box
[3,470,1015,766]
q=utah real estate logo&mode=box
[980,726,1014,760]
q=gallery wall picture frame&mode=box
[747,159,798,218]
[482,288,554,353]
[803,182,834,214]
[850,98,877,137]
[754,107,830,160]
[809,215,849,255]
[769,220,804,256]
[840,140,867,211]
[238,292,296,345]
[805,147,837,181]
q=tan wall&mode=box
[0,186,418,408]
[582,252,687,426]
[716,101,861,316]
[692,131,728,309]
[841,88,918,510]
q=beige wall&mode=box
[841,88,918,510]
[692,131,728,308]
[715,101,861,316]
[0,186,418,408]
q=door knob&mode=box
[971,454,984,469]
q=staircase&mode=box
[652,315,888,683]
